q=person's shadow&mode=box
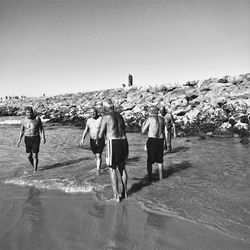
[128,161,192,195]
[40,157,89,171]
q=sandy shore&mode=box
[1,183,250,250]
[0,124,250,249]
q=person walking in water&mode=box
[159,106,176,153]
[17,106,46,172]
[142,106,167,181]
[98,100,129,202]
[80,107,105,175]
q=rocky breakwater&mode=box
[0,73,249,138]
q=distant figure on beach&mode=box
[128,74,133,87]
[16,106,46,172]
[142,106,167,181]
[98,99,129,202]
[159,106,176,153]
[80,108,105,175]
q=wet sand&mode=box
[0,123,250,249]
[1,184,250,250]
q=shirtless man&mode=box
[17,106,46,172]
[159,106,176,153]
[142,106,167,181]
[98,100,129,202]
[80,108,105,175]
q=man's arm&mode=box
[141,118,149,134]
[98,116,107,139]
[171,114,177,138]
[38,117,46,144]
[80,120,89,146]
[164,122,168,150]
[17,122,25,147]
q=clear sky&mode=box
[1,0,250,97]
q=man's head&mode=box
[103,99,114,111]
[148,105,159,115]
[90,107,98,118]
[24,106,34,119]
[159,106,166,116]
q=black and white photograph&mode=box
[0,0,249,249]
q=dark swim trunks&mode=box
[147,137,164,164]
[106,139,129,169]
[24,136,40,153]
[90,138,105,154]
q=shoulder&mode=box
[100,114,109,123]
[35,116,42,123]
[165,113,172,119]
[146,116,155,124]
[86,118,93,125]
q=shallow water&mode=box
[0,122,250,244]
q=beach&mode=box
[0,120,250,249]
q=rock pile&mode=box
[1,73,249,137]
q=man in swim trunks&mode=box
[98,99,129,202]
[17,106,46,172]
[159,106,176,153]
[80,108,105,175]
[142,106,168,181]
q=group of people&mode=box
[17,100,176,202]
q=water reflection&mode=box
[21,187,43,235]
[106,204,134,249]
[0,187,43,250]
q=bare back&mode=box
[99,111,126,140]
[142,115,166,138]
[164,113,174,131]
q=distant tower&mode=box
[128,74,133,87]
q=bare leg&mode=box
[158,163,163,180]
[27,153,34,167]
[33,153,39,172]
[147,161,153,181]
[95,153,101,175]
[118,163,128,199]
[109,168,120,201]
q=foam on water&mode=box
[0,118,50,125]
[4,176,108,194]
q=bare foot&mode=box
[109,197,120,202]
